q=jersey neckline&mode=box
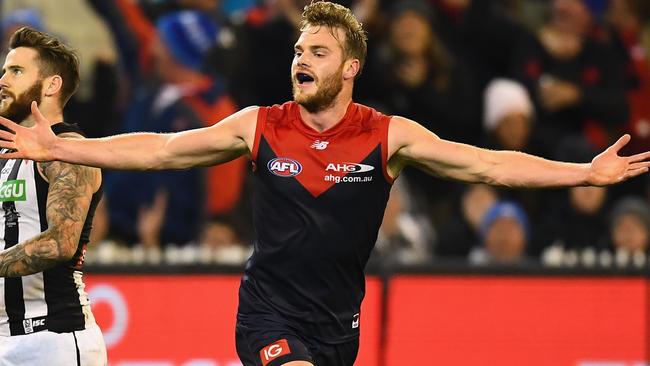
[289,101,358,138]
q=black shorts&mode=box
[235,320,359,366]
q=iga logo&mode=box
[268,158,302,177]
[326,163,374,174]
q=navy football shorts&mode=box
[235,319,359,366]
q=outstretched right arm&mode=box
[0,102,259,170]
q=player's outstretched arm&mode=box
[0,102,258,170]
[388,116,650,188]
[0,134,101,277]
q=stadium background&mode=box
[1,0,649,365]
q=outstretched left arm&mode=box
[0,144,101,277]
[388,116,650,187]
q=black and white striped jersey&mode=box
[0,123,102,336]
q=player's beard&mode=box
[0,79,43,124]
[293,64,344,113]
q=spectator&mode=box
[511,0,629,154]
[104,10,225,247]
[537,185,610,254]
[373,178,435,266]
[482,78,545,153]
[469,201,532,265]
[135,0,222,22]
[199,215,251,265]
[230,0,314,106]
[363,0,480,144]
[605,0,650,200]
[609,196,650,254]
[533,137,611,254]
[431,0,528,90]
[360,0,479,229]
[436,184,498,258]
[608,0,650,154]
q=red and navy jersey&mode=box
[238,101,393,342]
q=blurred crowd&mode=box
[1,0,649,269]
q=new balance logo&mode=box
[310,140,329,150]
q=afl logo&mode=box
[268,157,302,177]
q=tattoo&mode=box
[0,157,99,277]
[0,236,62,277]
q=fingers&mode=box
[0,115,22,133]
[0,151,23,159]
[622,167,649,181]
[608,134,631,154]
[629,161,650,170]
[0,140,16,149]
[30,101,48,125]
[628,150,650,163]
[0,129,15,141]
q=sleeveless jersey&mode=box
[0,123,103,336]
[238,101,393,342]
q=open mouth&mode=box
[296,72,315,85]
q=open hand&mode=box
[0,101,58,161]
[588,134,650,186]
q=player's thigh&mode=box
[0,326,106,366]
[0,331,76,366]
[76,325,107,366]
[312,337,359,366]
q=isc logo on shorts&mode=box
[267,158,302,177]
[260,338,291,366]
[23,318,45,334]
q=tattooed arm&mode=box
[0,134,101,277]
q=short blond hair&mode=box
[300,1,368,75]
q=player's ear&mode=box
[343,59,360,80]
[43,75,63,97]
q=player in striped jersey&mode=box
[1,2,649,366]
[0,28,106,365]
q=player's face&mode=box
[0,47,43,123]
[291,25,347,112]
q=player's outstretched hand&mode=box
[0,101,57,161]
[588,134,650,186]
